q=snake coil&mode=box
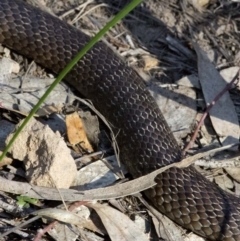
[0,1,240,240]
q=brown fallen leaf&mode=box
[0,151,13,167]
[66,112,93,153]
[142,55,159,71]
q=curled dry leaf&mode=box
[35,208,88,226]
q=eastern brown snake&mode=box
[0,1,240,240]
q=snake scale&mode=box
[0,0,240,240]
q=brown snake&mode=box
[0,0,240,240]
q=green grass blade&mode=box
[0,0,143,161]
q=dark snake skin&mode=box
[0,0,240,240]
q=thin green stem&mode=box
[0,0,143,161]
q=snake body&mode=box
[0,1,240,240]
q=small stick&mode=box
[183,69,240,154]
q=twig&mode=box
[32,201,88,240]
[0,144,237,202]
[0,216,40,239]
[183,69,240,154]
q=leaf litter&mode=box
[0,0,240,240]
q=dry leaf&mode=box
[214,174,234,191]
[142,55,159,71]
[149,210,185,240]
[0,151,13,167]
[149,84,197,140]
[220,67,239,87]
[184,233,205,241]
[234,181,240,196]
[48,223,78,241]
[224,167,240,183]
[176,74,200,89]
[88,203,149,241]
[0,76,74,116]
[194,43,239,148]
[192,0,210,8]
[36,208,88,226]
[0,57,19,80]
[66,112,93,153]
[73,160,119,191]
